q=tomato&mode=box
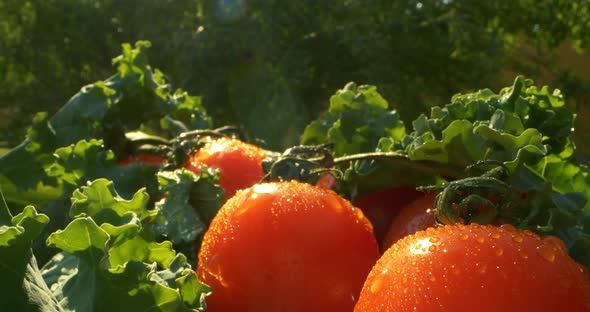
[316,172,339,190]
[197,181,380,311]
[355,224,590,312]
[116,154,166,166]
[381,192,437,251]
[354,187,424,246]
[186,137,267,199]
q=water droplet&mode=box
[477,263,487,274]
[476,236,485,244]
[459,233,469,240]
[512,235,524,243]
[490,233,501,239]
[429,276,436,282]
[401,258,407,265]
[500,224,517,232]
[493,246,504,256]
[428,245,437,252]
[381,269,389,275]
[536,244,557,263]
[519,252,529,259]
[370,277,383,293]
[429,237,440,243]
[543,236,566,254]
[415,243,423,249]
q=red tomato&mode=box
[197,181,380,311]
[355,224,590,312]
[381,192,437,252]
[354,187,424,246]
[116,154,166,166]
[316,172,339,189]
[186,137,267,199]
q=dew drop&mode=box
[428,245,437,252]
[429,237,440,243]
[512,235,524,243]
[493,246,504,256]
[476,236,485,244]
[536,244,557,263]
[459,233,469,240]
[500,224,517,232]
[429,276,436,282]
[519,252,529,259]
[490,233,501,239]
[370,277,383,293]
[478,263,487,274]
[543,236,567,254]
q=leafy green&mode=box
[152,168,224,246]
[301,82,406,157]
[0,202,62,311]
[42,179,210,311]
[0,41,210,202]
[303,76,590,269]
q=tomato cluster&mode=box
[189,138,590,311]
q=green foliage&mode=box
[0,203,62,311]
[42,179,210,311]
[3,0,590,150]
[305,76,590,269]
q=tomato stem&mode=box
[333,152,464,179]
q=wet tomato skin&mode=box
[355,224,590,312]
[381,192,437,252]
[186,137,267,199]
[197,181,381,312]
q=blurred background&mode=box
[2,0,590,154]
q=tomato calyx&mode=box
[421,161,517,226]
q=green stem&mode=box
[0,185,13,226]
[333,152,465,179]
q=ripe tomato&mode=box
[355,224,590,312]
[116,154,166,166]
[197,181,380,311]
[185,137,267,199]
[354,187,424,246]
[381,192,437,251]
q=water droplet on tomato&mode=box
[536,244,557,263]
[429,237,440,243]
[476,236,485,244]
[459,233,469,240]
[490,232,500,239]
[493,246,504,256]
[500,224,517,232]
[476,263,487,274]
[428,245,436,252]
[370,277,383,293]
[512,235,524,243]
[543,236,567,254]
